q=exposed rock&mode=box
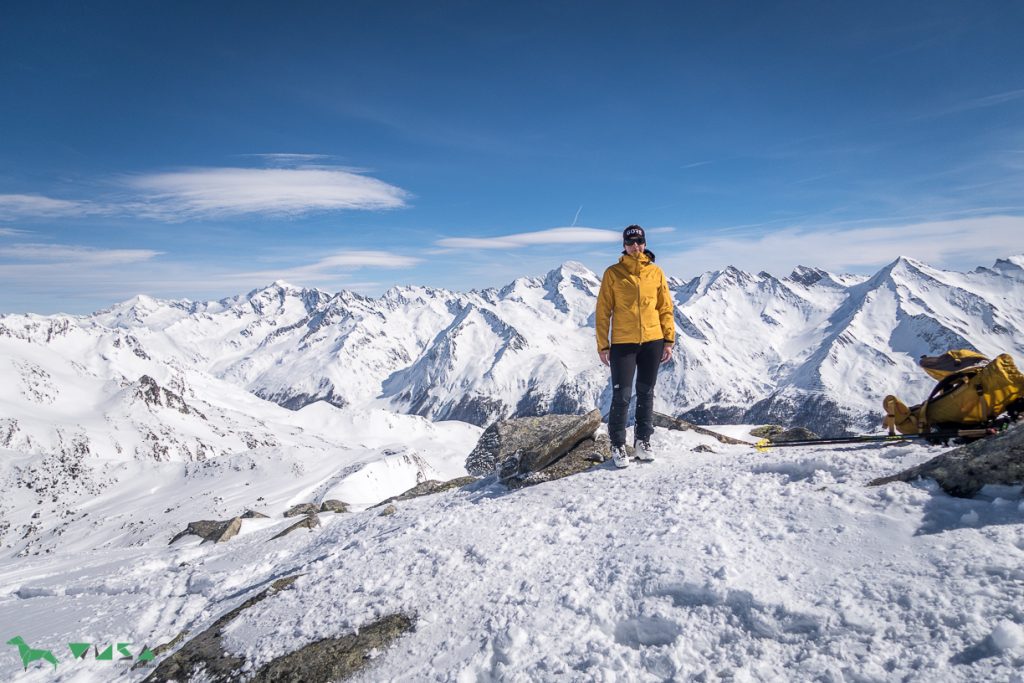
[653,412,752,445]
[141,575,300,683]
[241,510,269,519]
[169,517,242,545]
[692,444,717,453]
[749,424,785,438]
[137,375,203,418]
[869,422,1024,497]
[508,434,610,490]
[319,499,350,513]
[248,613,415,683]
[284,503,319,517]
[372,476,477,508]
[132,630,186,671]
[270,513,320,540]
[379,504,397,516]
[466,409,602,478]
[769,427,820,443]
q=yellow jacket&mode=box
[596,251,675,352]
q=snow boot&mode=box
[611,445,630,469]
[634,438,655,462]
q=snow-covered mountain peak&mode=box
[240,280,330,317]
[990,254,1024,279]
[542,261,601,319]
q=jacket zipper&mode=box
[635,261,642,343]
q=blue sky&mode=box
[1,1,1023,313]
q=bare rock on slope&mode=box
[270,513,320,540]
[869,422,1024,497]
[508,434,610,490]
[372,476,478,508]
[169,517,242,545]
[653,412,753,445]
[466,409,602,477]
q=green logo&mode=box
[6,636,58,671]
[6,636,155,671]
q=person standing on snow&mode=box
[595,225,675,468]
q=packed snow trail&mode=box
[1,427,1023,681]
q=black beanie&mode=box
[623,225,645,243]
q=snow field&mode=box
[4,426,1021,681]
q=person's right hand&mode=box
[599,349,610,366]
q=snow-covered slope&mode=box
[2,427,1022,681]
[1,257,1022,680]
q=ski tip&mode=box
[755,438,771,452]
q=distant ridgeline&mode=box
[2,255,1023,437]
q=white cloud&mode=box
[127,167,409,218]
[246,153,331,164]
[0,227,32,237]
[436,226,622,249]
[236,250,422,284]
[0,194,102,219]
[0,243,161,265]
[0,164,410,221]
[660,214,1024,277]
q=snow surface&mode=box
[1,425,1022,681]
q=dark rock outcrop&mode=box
[137,375,203,418]
[248,613,415,683]
[319,499,349,513]
[508,434,610,490]
[379,504,397,516]
[270,513,320,540]
[169,517,242,545]
[749,425,785,438]
[466,409,602,477]
[142,575,300,683]
[241,510,269,519]
[869,423,1024,497]
[769,427,820,443]
[372,476,477,508]
[653,412,752,445]
[284,503,319,518]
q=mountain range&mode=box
[3,254,1023,459]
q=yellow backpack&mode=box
[882,350,1024,435]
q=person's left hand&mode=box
[661,343,673,363]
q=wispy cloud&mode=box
[127,167,409,218]
[1,163,410,221]
[660,214,1024,277]
[0,242,161,265]
[917,88,1024,120]
[236,250,421,283]
[436,226,622,250]
[0,194,105,219]
[0,227,32,237]
[243,153,332,165]
[435,225,677,250]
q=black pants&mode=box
[608,340,665,448]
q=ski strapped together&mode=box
[754,427,997,452]
[757,348,1024,452]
